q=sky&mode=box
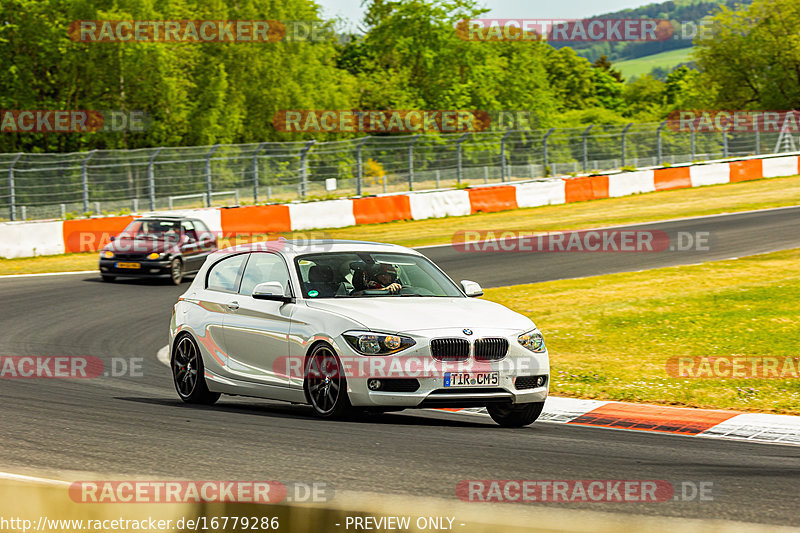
[315,0,655,31]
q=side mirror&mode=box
[110,235,116,242]
[252,282,292,303]
[461,280,483,297]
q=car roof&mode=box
[211,239,419,259]
[135,216,199,222]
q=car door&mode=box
[191,253,248,373]
[222,252,296,392]
[179,220,202,272]
[192,219,218,261]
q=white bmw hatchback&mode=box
[169,240,549,427]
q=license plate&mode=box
[444,372,499,387]
[115,262,141,269]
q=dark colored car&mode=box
[99,216,218,284]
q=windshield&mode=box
[295,252,464,299]
[120,219,182,239]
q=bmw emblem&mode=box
[463,329,473,335]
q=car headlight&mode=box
[146,252,164,260]
[343,331,415,355]
[101,250,114,259]
[518,329,546,353]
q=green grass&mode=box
[615,48,693,79]
[484,248,800,415]
[2,174,800,275]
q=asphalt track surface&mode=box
[1,207,799,526]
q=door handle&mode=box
[226,301,240,310]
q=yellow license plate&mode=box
[116,262,141,269]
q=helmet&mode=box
[371,263,398,284]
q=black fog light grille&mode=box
[379,379,420,392]
[515,375,548,390]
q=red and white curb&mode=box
[156,347,800,445]
[455,397,800,446]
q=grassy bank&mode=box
[484,248,800,415]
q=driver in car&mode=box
[365,264,402,294]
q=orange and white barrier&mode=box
[1,153,798,259]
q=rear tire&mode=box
[101,275,116,282]
[487,402,544,428]
[171,334,220,405]
[304,343,354,418]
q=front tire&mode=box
[487,402,544,427]
[171,334,220,405]
[169,258,184,285]
[304,343,353,418]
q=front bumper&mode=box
[99,258,173,278]
[337,328,550,408]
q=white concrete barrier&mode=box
[513,179,567,207]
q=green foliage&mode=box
[560,0,755,63]
[694,0,800,109]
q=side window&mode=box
[192,219,211,237]
[207,254,247,293]
[239,253,291,296]
[180,220,197,240]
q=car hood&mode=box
[105,238,177,254]
[305,297,534,333]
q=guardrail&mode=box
[168,190,239,210]
[0,122,791,221]
[2,152,797,259]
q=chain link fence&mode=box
[0,122,792,221]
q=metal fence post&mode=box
[755,129,760,156]
[690,124,696,161]
[621,123,633,167]
[251,142,267,203]
[205,145,220,207]
[542,128,554,176]
[456,133,469,185]
[8,153,22,221]
[356,136,369,196]
[148,147,162,211]
[299,140,315,199]
[723,131,729,158]
[82,150,96,213]
[408,135,420,191]
[657,121,666,166]
[500,131,512,182]
[582,125,593,172]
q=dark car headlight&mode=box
[146,252,167,260]
[518,328,546,353]
[343,331,415,355]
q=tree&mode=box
[694,0,800,109]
